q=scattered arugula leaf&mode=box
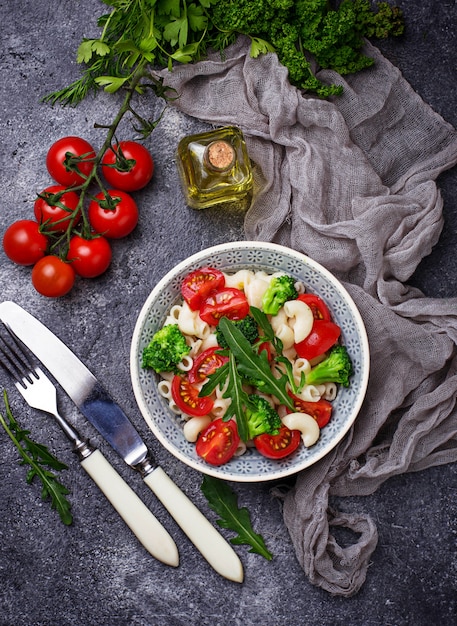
[201,475,273,561]
[0,391,73,525]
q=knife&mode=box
[0,301,244,583]
[0,325,179,567]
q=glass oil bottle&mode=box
[176,126,253,210]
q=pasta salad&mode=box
[142,266,353,467]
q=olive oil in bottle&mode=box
[176,126,253,210]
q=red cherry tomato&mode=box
[298,293,331,321]
[88,190,139,239]
[188,347,229,384]
[31,256,75,297]
[287,394,333,428]
[254,424,301,460]
[2,220,48,266]
[196,419,240,466]
[199,287,249,326]
[258,341,272,361]
[34,185,80,232]
[46,136,96,187]
[68,235,112,278]
[101,141,154,191]
[294,320,341,360]
[171,375,214,417]
[181,267,225,311]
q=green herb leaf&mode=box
[163,15,188,48]
[220,353,250,442]
[187,4,207,32]
[250,37,275,58]
[0,391,73,525]
[218,317,294,410]
[201,475,273,560]
[94,75,129,92]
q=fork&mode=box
[0,324,179,567]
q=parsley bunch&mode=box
[46,0,404,106]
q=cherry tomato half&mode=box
[196,419,240,466]
[294,320,341,360]
[181,267,225,311]
[199,287,249,326]
[31,256,75,297]
[171,375,214,417]
[101,141,154,191]
[88,190,139,239]
[254,424,301,460]
[46,136,96,187]
[2,219,48,266]
[34,185,80,232]
[68,235,112,278]
[288,394,333,428]
[298,293,331,321]
[188,347,229,384]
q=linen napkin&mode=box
[155,36,457,596]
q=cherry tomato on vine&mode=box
[188,347,229,384]
[287,394,333,428]
[101,141,154,191]
[171,375,214,417]
[46,136,96,187]
[68,235,112,278]
[88,189,139,239]
[294,320,341,361]
[181,267,225,311]
[196,419,240,466]
[31,256,75,297]
[298,293,331,321]
[199,287,249,326]
[254,424,301,460]
[2,219,48,265]
[34,185,80,232]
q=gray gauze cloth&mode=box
[156,37,457,596]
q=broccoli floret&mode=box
[142,324,191,374]
[305,345,353,388]
[261,275,298,316]
[245,394,282,440]
[215,315,259,349]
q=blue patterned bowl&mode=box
[130,241,369,482]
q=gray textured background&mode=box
[0,2,456,625]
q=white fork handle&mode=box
[80,449,179,567]
[144,467,244,583]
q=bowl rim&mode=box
[130,241,370,482]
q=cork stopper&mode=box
[203,140,235,172]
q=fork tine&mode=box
[0,322,38,385]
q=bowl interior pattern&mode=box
[130,242,369,482]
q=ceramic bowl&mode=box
[130,241,369,482]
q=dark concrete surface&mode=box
[0,2,456,625]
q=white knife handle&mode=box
[144,467,244,583]
[80,450,179,567]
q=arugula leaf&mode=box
[250,306,305,394]
[218,317,294,410]
[201,475,273,560]
[219,353,250,442]
[0,391,73,525]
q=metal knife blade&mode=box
[0,301,244,583]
